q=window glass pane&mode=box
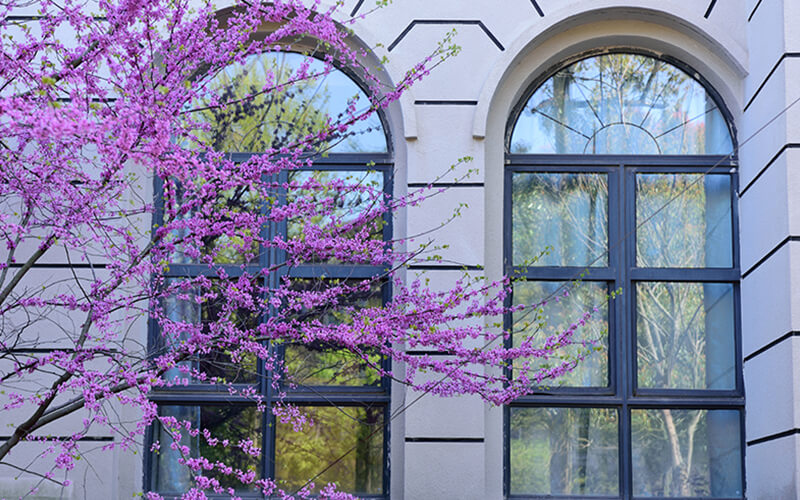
[512,173,608,267]
[284,343,382,387]
[510,53,733,155]
[189,52,387,153]
[274,405,384,495]
[160,282,201,384]
[160,280,260,385]
[632,409,742,497]
[152,405,262,493]
[513,281,609,387]
[510,407,618,496]
[636,282,735,390]
[636,174,732,268]
[283,279,382,387]
[286,170,385,265]
[168,184,263,265]
[199,283,261,384]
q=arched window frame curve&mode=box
[188,48,394,156]
[503,49,745,499]
[504,48,738,158]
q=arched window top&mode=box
[192,51,388,154]
[508,52,734,155]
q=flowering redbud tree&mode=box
[0,0,600,498]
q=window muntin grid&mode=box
[147,52,392,498]
[505,52,742,500]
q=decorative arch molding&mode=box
[309,0,419,140]
[473,5,748,140]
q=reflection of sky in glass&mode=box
[192,52,387,153]
[510,54,733,155]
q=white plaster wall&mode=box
[404,369,485,439]
[739,2,800,500]
[746,434,800,500]
[745,336,800,440]
[404,442,485,500]
[406,187,484,267]
[738,233,800,445]
[739,150,796,271]
[407,106,484,185]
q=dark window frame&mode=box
[503,52,745,500]
[145,148,395,498]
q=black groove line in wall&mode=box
[747,428,800,447]
[5,262,107,269]
[5,348,78,353]
[748,0,764,22]
[388,20,504,52]
[349,0,365,17]
[406,350,455,356]
[0,435,114,442]
[414,100,478,106]
[407,182,484,188]
[3,15,106,21]
[3,15,42,21]
[743,53,800,113]
[406,264,483,271]
[405,437,484,443]
[741,236,800,280]
[703,0,717,18]
[744,331,800,363]
[738,143,800,198]
[56,96,117,103]
[530,0,544,17]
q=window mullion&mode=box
[620,162,635,500]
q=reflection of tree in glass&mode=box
[160,280,260,385]
[189,52,386,153]
[635,282,737,496]
[512,173,608,267]
[637,283,709,390]
[286,170,385,264]
[510,53,732,154]
[512,281,608,387]
[510,407,618,496]
[632,409,741,497]
[170,183,264,265]
[154,405,262,493]
[275,406,383,494]
[633,408,708,497]
[283,279,383,387]
[637,174,732,268]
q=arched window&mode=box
[190,51,388,154]
[147,51,392,497]
[505,52,743,498]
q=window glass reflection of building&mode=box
[506,52,743,499]
[148,51,392,497]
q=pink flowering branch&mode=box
[0,0,602,498]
